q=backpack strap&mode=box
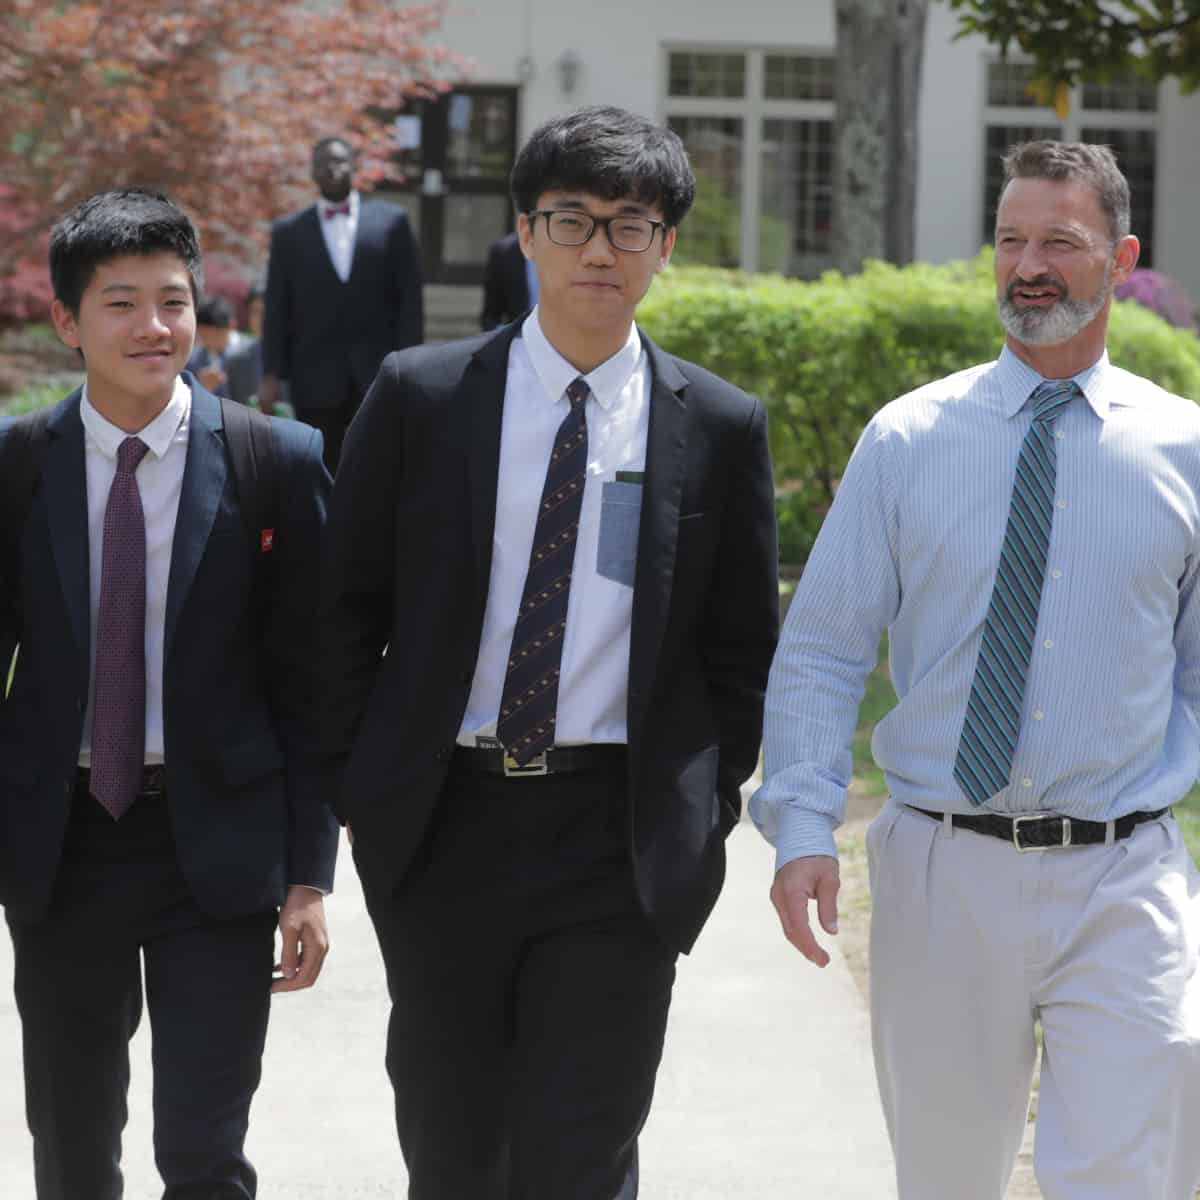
[0,406,54,693]
[220,399,279,627]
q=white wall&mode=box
[440,0,834,134]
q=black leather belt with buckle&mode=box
[452,745,627,779]
[77,764,167,798]
[908,805,1168,851]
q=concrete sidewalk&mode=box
[0,813,896,1198]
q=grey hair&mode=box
[1000,140,1131,242]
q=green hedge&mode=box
[639,251,1200,563]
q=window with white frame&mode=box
[664,47,834,277]
[983,61,1159,263]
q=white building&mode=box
[398,0,1200,318]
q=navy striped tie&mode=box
[496,377,590,766]
[953,379,1079,806]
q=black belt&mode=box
[909,805,1168,851]
[77,764,167,798]
[452,744,626,779]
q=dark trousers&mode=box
[6,791,276,1200]
[294,377,363,475]
[362,757,677,1200]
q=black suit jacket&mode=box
[262,199,424,410]
[480,233,530,330]
[0,384,339,921]
[320,322,778,953]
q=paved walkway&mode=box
[0,804,896,1198]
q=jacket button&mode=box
[460,670,473,685]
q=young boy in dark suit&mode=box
[0,189,337,1200]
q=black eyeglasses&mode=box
[527,209,667,253]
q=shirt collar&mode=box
[80,374,190,461]
[994,344,1113,422]
[520,307,643,412]
[318,190,358,221]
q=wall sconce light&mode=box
[556,50,581,94]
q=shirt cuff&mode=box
[772,807,840,873]
[288,883,330,897]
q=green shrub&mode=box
[640,251,1200,563]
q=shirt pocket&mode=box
[596,479,642,588]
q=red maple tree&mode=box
[0,0,463,312]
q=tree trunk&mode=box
[832,0,929,274]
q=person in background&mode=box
[261,135,423,470]
[186,293,242,398]
[480,228,534,329]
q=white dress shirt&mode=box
[458,309,650,747]
[318,190,359,282]
[78,377,190,766]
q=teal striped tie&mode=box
[953,379,1080,806]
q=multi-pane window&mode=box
[666,115,743,268]
[1082,75,1158,114]
[986,62,1042,108]
[668,52,745,99]
[982,65,1159,264]
[664,48,835,276]
[761,119,833,270]
[764,54,834,101]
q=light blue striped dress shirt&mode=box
[750,346,1200,869]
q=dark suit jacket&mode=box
[262,199,424,411]
[480,233,530,330]
[0,383,339,922]
[320,322,778,953]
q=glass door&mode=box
[377,87,520,284]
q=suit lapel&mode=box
[464,323,523,624]
[43,393,90,665]
[629,335,689,748]
[164,383,226,656]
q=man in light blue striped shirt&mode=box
[752,141,1200,1199]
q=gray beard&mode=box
[997,274,1110,346]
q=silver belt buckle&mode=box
[503,750,548,778]
[1012,813,1071,852]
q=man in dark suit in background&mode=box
[321,105,778,1198]
[480,228,533,329]
[261,135,423,470]
[0,189,338,1199]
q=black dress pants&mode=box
[362,757,677,1200]
[294,376,363,475]
[6,790,276,1200]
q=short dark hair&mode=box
[49,189,203,315]
[312,136,354,163]
[196,294,234,329]
[1000,140,1131,242]
[510,106,695,229]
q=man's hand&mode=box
[770,855,840,968]
[272,886,329,993]
[258,374,280,417]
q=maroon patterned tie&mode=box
[89,436,150,820]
